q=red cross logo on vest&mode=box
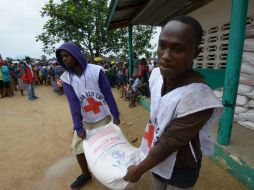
[144,124,155,150]
[83,97,103,115]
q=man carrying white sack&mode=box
[56,42,120,190]
[123,15,223,190]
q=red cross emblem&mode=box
[144,124,155,150]
[83,97,103,114]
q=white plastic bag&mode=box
[242,52,254,66]
[237,84,253,95]
[235,106,248,114]
[83,122,144,190]
[238,111,254,122]
[244,39,254,52]
[237,121,254,130]
[241,62,254,75]
[244,100,254,108]
[246,91,254,99]
[236,95,249,106]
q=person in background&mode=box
[54,61,65,95]
[0,60,4,98]
[129,73,141,108]
[17,62,27,96]
[56,42,120,190]
[123,15,223,190]
[1,61,12,97]
[125,78,134,106]
[23,56,38,100]
[137,74,150,97]
[138,58,149,80]
[133,52,139,76]
[148,59,155,78]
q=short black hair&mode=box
[169,15,203,47]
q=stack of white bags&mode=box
[213,24,254,130]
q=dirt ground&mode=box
[0,85,248,190]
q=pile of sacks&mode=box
[214,24,254,130]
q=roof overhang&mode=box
[106,0,213,30]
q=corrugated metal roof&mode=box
[106,0,213,30]
[106,0,148,30]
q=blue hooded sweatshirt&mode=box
[56,42,119,133]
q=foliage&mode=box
[36,0,156,59]
[5,57,13,62]
[41,55,47,62]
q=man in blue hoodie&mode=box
[56,42,120,190]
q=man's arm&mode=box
[63,82,85,134]
[98,70,120,124]
[123,108,214,182]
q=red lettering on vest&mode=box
[144,124,155,150]
[83,97,103,114]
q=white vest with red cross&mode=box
[61,64,111,123]
[140,68,223,179]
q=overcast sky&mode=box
[0,0,51,59]
[0,0,160,60]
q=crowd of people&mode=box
[0,56,65,100]
[0,53,156,104]
[103,57,157,108]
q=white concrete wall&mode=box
[189,0,254,29]
[188,0,254,69]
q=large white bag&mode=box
[242,52,254,66]
[241,62,254,75]
[235,106,248,114]
[244,39,254,52]
[238,111,254,122]
[237,84,253,95]
[236,95,249,106]
[244,100,254,108]
[246,91,254,99]
[237,121,254,131]
[83,122,144,190]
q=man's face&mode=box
[157,21,199,79]
[60,50,78,68]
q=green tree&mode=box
[36,0,155,59]
[41,55,47,62]
[5,57,13,62]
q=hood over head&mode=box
[56,42,87,74]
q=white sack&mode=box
[237,121,254,131]
[240,73,254,80]
[234,114,241,121]
[235,106,248,114]
[237,84,253,95]
[242,52,254,66]
[246,91,254,99]
[240,75,249,81]
[245,25,254,39]
[83,123,144,190]
[236,95,249,106]
[241,62,254,75]
[244,39,254,52]
[244,100,254,108]
[240,73,254,85]
[238,111,254,122]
